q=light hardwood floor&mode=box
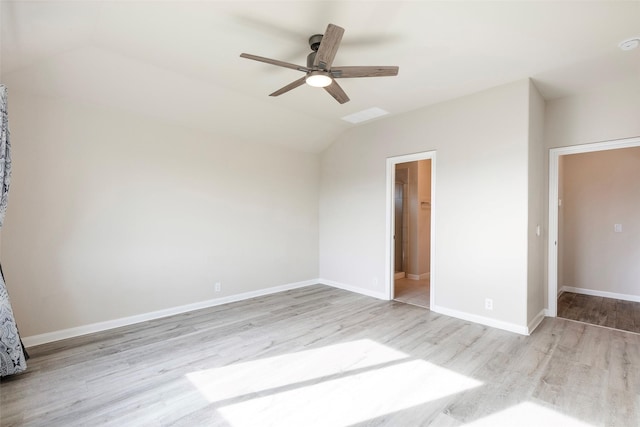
[394,278,430,308]
[2,285,639,426]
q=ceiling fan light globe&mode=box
[306,72,332,88]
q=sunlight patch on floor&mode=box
[465,401,594,426]
[186,339,408,402]
[216,359,481,426]
[186,339,482,426]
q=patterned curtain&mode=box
[0,84,28,377]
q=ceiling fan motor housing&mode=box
[308,34,323,51]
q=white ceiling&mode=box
[2,1,639,152]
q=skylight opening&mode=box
[341,107,389,124]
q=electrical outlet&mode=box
[214,282,221,293]
[485,298,493,310]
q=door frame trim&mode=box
[385,151,436,306]
[547,136,640,316]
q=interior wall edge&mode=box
[527,309,546,335]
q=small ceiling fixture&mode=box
[619,37,640,51]
[306,71,332,88]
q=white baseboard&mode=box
[22,278,544,347]
[560,286,640,303]
[527,309,546,334]
[319,278,388,300]
[22,279,320,348]
[430,304,528,335]
[323,280,529,335]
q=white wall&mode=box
[320,79,532,331]
[526,81,545,325]
[545,77,640,149]
[561,147,640,297]
[544,76,640,307]
[2,92,320,337]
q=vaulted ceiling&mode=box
[2,1,639,152]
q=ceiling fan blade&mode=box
[324,80,350,104]
[240,53,309,73]
[331,66,399,78]
[313,24,344,70]
[269,77,307,97]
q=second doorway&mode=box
[393,158,431,308]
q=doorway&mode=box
[553,144,640,333]
[386,151,435,309]
[548,136,640,319]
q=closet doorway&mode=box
[386,152,435,309]
[554,143,640,333]
[548,136,640,320]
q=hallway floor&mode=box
[558,291,640,334]
[394,277,430,308]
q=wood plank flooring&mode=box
[558,291,640,334]
[2,285,640,426]
[394,278,430,308]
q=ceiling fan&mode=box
[240,23,399,104]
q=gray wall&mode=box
[527,81,546,325]
[544,76,640,306]
[560,147,640,297]
[320,79,534,332]
[2,92,320,337]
